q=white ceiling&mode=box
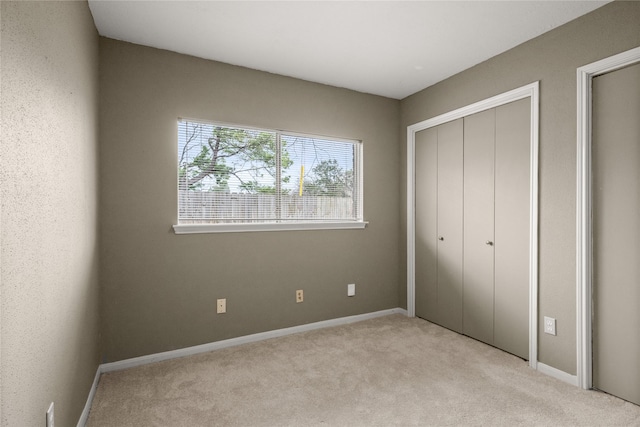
[88,1,609,100]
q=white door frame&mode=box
[576,46,640,390]
[406,82,540,368]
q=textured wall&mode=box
[0,2,100,426]
[99,39,401,362]
[400,1,640,375]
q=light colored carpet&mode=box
[86,315,640,426]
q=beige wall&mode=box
[3,4,629,420]
[400,1,640,375]
[0,2,100,426]
[99,39,401,362]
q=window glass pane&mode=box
[281,134,358,221]
[178,121,277,223]
[177,119,361,225]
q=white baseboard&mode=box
[536,362,579,386]
[101,308,406,373]
[76,365,102,427]
[78,307,406,426]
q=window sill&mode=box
[173,221,368,234]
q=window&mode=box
[174,119,365,233]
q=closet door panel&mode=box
[592,63,640,405]
[436,119,464,333]
[463,109,496,345]
[415,128,438,321]
[494,98,530,359]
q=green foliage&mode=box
[179,124,293,194]
[304,159,353,197]
[179,123,352,200]
[238,181,276,194]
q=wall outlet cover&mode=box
[46,402,54,427]
[544,316,556,336]
[296,290,304,303]
[217,298,226,314]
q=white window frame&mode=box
[173,119,366,234]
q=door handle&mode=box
[438,236,444,241]
[486,241,494,246]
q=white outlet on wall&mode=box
[46,402,54,427]
[544,316,556,336]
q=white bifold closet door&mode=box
[592,62,640,406]
[415,119,464,333]
[415,99,529,360]
[463,108,496,346]
[493,98,530,359]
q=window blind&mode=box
[178,119,362,225]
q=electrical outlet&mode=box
[544,316,556,335]
[347,283,355,297]
[217,298,226,314]
[296,290,303,303]
[46,402,54,427]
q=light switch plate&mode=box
[347,283,355,297]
